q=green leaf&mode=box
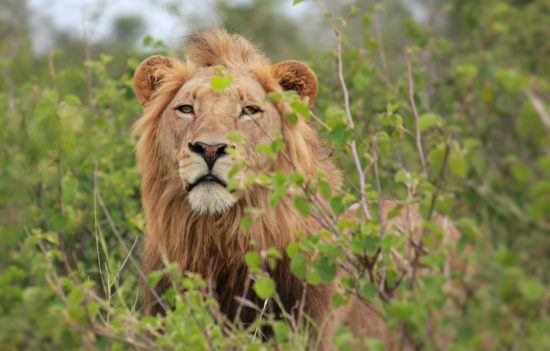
[318,181,331,199]
[330,196,345,216]
[352,66,374,90]
[147,271,164,288]
[290,100,309,118]
[394,169,411,184]
[329,123,353,150]
[266,92,283,101]
[227,131,247,143]
[272,321,289,342]
[449,146,468,178]
[293,196,312,216]
[331,292,346,308]
[284,112,298,125]
[381,235,395,253]
[512,164,533,182]
[210,75,233,92]
[63,94,81,105]
[351,235,380,254]
[286,242,299,258]
[314,257,337,283]
[419,252,445,269]
[360,281,378,299]
[266,247,283,259]
[240,216,252,231]
[256,144,276,158]
[333,326,354,351]
[143,35,153,46]
[244,252,261,270]
[290,252,307,279]
[418,112,443,132]
[269,191,285,207]
[271,138,285,152]
[428,143,446,173]
[253,277,276,299]
[34,98,56,122]
[520,279,545,302]
[365,338,386,351]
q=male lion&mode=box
[133,28,430,350]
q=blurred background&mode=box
[0,0,548,350]
[2,0,477,78]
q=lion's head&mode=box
[133,28,336,218]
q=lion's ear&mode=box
[272,60,318,108]
[134,55,177,105]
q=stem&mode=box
[406,56,428,174]
[335,25,372,220]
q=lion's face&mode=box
[161,69,282,214]
[134,31,318,216]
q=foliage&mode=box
[0,0,548,350]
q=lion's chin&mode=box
[187,183,236,215]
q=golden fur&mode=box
[132,28,456,350]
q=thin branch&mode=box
[406,55,428,174]
[232,274,252,327]
[525,90,550,133]
[315,0,372,221]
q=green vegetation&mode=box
[1,0,548,350]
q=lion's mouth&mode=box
[187,174,227,192]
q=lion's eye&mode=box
[176,104,194,115]
[241,105,262,117]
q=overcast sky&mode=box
[27,0,425,54]
[27,0,319,53]
[28,0,208,52]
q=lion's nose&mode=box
[188,142,228,170]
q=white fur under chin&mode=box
[187,183,236,215]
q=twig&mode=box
[406,55,428,174]
[314,0,372,220]
[113,235,140,284]
[252,298,270,342]
[233,275,252,325]
[310,111,331,131]
[525,90,550,133]
[297,280,308,325]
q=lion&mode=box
[132,28,457,350]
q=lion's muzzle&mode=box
[181,141,237,215]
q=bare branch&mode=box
[406,55,428,174]
[315,0,372,221]
[525,90,550,133]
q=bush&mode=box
[0,1,548,350]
